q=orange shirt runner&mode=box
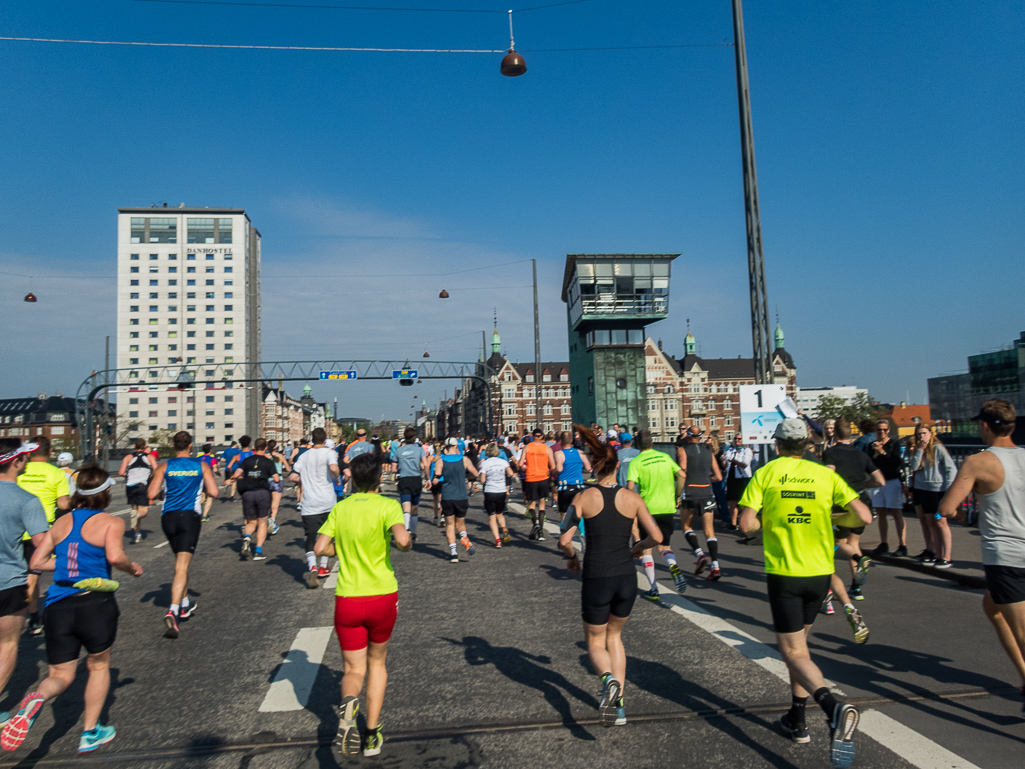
[523,442,551,482]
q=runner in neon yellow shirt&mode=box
[314,453,410,759]
[739,419,870,767]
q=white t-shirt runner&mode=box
[293,447,338,516]
[479,457,511,494]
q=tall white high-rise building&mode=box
[116,206,261,447]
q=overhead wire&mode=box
[127,0,593,13]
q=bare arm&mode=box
[201,462,219,497]
[27,531,54,572]
[392,523,412,551]
[740,506,760,534]
[329,463,340,483]
[631,500,663,554]
[314,533,335,557]
[547,447,557,472]
[147,462,166,502]
[463,457,479,480]
[103,517,143,575]
[710,458,722,483]
[581,453,592,473]
[939,454,982,518]
[866,469,885,489]
[554,451,565,475]
[118,455,131,477]
[675,469,685,498]
[55,495,70,513]
[833,497,872,528]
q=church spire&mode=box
[491,309,502,355]
[684,318,696,356]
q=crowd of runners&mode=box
[0,397,1022,767]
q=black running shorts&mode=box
[126,484,149,508]
[726,477,750,502]
[397,476,423,507]
[581,573,637,625]
[522,480,550,502]
[766,574,832,634]
[441,499,469,519]
[985,565,1025,605]
[161,510,202,554]
[557,486,585,513]
[483,492,507,515]
[0,585,28,618]
[652,514,675,546]
[303,513,329,553]
[44,592,120,665]
[22,540,41,576]
[834,525,866,538]
[681,498,716,515]
[242,489,272,520]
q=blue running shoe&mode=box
[78,724,116,753]
[614,698,627,726]
[828,701,859,768]
[268,518,280,536]
[598,674,621,728]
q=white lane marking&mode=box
[539,512,980,769]
[259,626,334,712]
[321,563,339,590]
[153,541,170,549]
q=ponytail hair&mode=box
[573,423,618,479]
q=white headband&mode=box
[76,477,116,497]
[0,442,38,465]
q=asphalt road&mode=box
[0,483,1020,768]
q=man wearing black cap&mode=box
[940,399,1025,713]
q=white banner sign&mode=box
[738,384,787,444]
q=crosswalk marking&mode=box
[322,563,339,590]
[259,626,334,712]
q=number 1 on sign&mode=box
[755,389,762,408]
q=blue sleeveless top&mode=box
[164,456,204,513]
[47,509,112,606]
[440,454,467,501]
[558,447,585,486]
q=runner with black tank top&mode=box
[230,438,280,562]
[559,425,661,728]
[433,438,479,563]
[118,439,156,544]
[678,427,724,580]
[940,399,1025,713]
[146,431,218,639]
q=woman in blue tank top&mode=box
[1,467,142,755]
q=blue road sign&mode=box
[392,369,418,379]
[320,370,358,380]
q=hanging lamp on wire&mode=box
[500,9,527,77]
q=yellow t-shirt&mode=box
[319,493,405,597]
[17,461,69,525]
[738,456,858,577]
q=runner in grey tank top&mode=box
[939,399,1025,713]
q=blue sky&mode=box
[1,0,1022,420]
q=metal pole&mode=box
[732,0,772,385]
[102,336,110,467]
[532,258,542,432]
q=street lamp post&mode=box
[532,258,542,433]
[731,0,772,386]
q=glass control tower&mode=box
[561,253,679,431]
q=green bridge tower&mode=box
[561,253,680,432]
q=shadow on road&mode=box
[442,635,596,741]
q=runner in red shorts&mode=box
[314,453,411,758]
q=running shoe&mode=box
[917,549,936,564]
[845,606,869,643]
[296,502,301,513]
[253,552,267,561]
[537,529,547,542]
[337,695,361,756]
[894,545,908,558]
[528,524,539,541]
[779,712,810,744]
[827,701,859,768]
[78,724,116,753]
[0,692,45,752]
[432,517,440,527]
[707,567,722,581]
[439,516,446,528]
[268,519,280,536]
[642,586,661,603]
[318,566,330,578]
[495,538,502,548]
[0,714,8,730]
[180,602,198,619]
[849,586,864,601]
[853,555,871,586]
[598,675,621,728]
[501,528,511,543]
[200,515,210,522]
[819,591,835,615]
[132,532,142,545]
[694,554,709,575]
[240,537,251,560]
[163,611,179,639]
[934,559,952,569]
[870,543,889,557]
[450,553,459,563]
[460,535,476,556]
[363,725,383,757]
[27,617,43,637]
[668,564,688,594]
[303,568,319,589]
[73,577,120,592]
[614,697,627,726]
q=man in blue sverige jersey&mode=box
[148,431,219,639]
